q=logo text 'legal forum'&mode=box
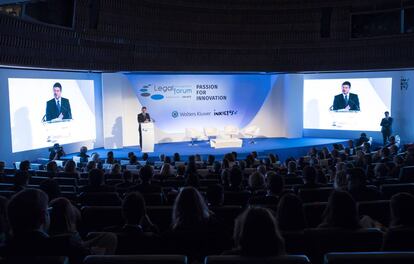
[139,84,192,100]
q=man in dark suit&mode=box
[137,106,151,148]
[380,111,393,145]
[45,82,72,121]
[332,81,360,111]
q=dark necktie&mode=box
[345,95,348,105]
[57,100,61,113]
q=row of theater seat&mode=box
[78,199,392,233]
[9,252,414,264]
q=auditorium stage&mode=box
[65,137,348,162]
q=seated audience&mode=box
[49,197,117,254]
[374,163,390,179]
[249,171,283,206]
[63,160,80,178]
[10,170,30,193]
[0,161,5,180]
[207,155,215,166]
[105,192,159,254]
[301,166,321,188]
[383,193,414,251]
[106,163,122,179]
[248,172,265,193]
[105,151,116,164]
[0,189,89,263]
[175,165,186,179]
[154,163,172,181]
[319,190,361,229]
[173,152,181,163]
[277,194,306,231]
[129,165,161,194]
[206,184,224,207]
[226,207,285,256]
[114,170,135,191]
[287,160,298,177]
[356,132,369,147]
[347,168,382,201]
[79,169,115,193]
[78,146,89,163]
[167,187,224,260]
[84,161,97,172]
[40,161,61,200]
[48,143,65,161]
[0,196,9,245]
[226,165,243,191]
[18,160,30,172]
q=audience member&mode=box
[227,207,285,256]
[129,165,161,193]
[0,196,9,245]
[319,190,361,229]
[302,166,320,188]
[10,170,30,193]
[18,160,30,172]
[78,146,89,163]
[207,184,224,207]
[105,192,159,254]
[382,193,414,251]
[106,163,122,180]
[356,132,369,147]
[114,170,135,191]
[277,194,306,231]
[168,187,224,261]
[105,151,116,164]
[40,161,61,200]
[287,161,297,177]
[0,189,89,263]
[64,160,79,178]
[347,167,382,201]
[248,172,265,192]
[49,197,116,254]
[79,169,115,193]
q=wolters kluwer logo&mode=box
[172,111,179,118]
[140,84,164,100]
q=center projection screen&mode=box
[125,74,273,133]
[303,78,392,131]
[8,78,96,153]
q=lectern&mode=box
[141,122,155,152]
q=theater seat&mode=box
[324,252,414,264]
[357,200,390,226]
[380,184,414,199]
[298,187,334,203]
[302,202,327,228]
[282,231,306,254]
[78,192,122,206]
[84,255,187,264]
[81,206,123,232]
[399,166,414,182]
[305,228,384,264]
[224,191,251,206]
[383,227,414,251]
[3,256,68,264]
[143,193,165,206]
[205,255,310,264]
[146,206,173,233]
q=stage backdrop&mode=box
[102,73,296,148]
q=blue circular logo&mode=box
[151,94,164,100]
[172,111,178,118]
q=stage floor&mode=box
[65,137,348,162]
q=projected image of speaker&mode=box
[8,78,96,153]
